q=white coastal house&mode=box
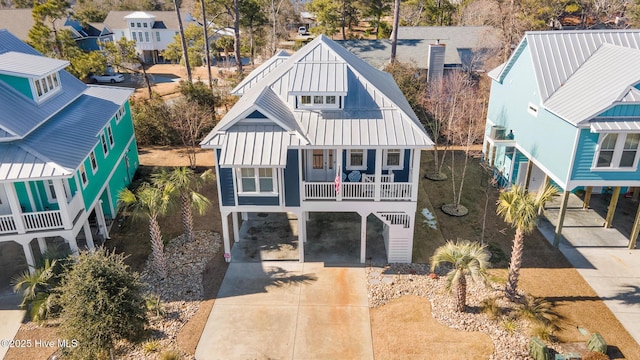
[201,35,434,264]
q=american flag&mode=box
[334,172,341,194]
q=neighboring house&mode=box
[483,30,640,249]
[201,35,434,264]
[341,26,500,80]
[0,9,112,50]
[103,11,197,64]
[0,29,139,272]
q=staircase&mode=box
[375,212,413,263]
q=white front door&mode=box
[528,164,545,193]
[307,150,335,182]
[0,184,11,215]
[515,163,527,187]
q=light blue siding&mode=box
[571,129,640,181]
[487,45,578,187]
[598,104,640,117]
[284,150,300,207]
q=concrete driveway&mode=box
[195,262,373,360]
[0,292,23,360]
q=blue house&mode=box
[483,30,640,249]
[0,30,139,273]
[201,35,434,263]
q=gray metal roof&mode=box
[232,50,289,95]
[544,44,640,125]
[103,10,193,31]
[590,118,640,132]
[202,35,433,162]
[0,51,69,77]
[621,87,640,102]
[206,125,303,167]
[290,62,347,95]
[0,143,69,182]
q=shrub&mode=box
[142,340,161,353]
[530,323,555,342]
[479,297,502,320]
[130,97,177,146]
[145,294,165,318]
[57,248,147,359]
[503,318,518,333]
[517,295,562,330]
[160,350,182,360]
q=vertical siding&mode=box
[598,104,640,117]
[284,149,300,207]
[238,196,279,205]
[14,182,32,212]
[510,151,529,184]
[571,129,640,181]
[0,74,32,99]
[487,45,577,186]
[216,149,235,206]
[388,149,411,182]
[365,149,376,175]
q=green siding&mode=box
[35,181,59,210]
[79,100,138,211]
[487,45,578,186]
[571,129,640,181]
[14,182,32,212]
[0,74,32,99]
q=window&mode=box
[347,149,366,170]
[594,133,640,170]
[238,168,276,194]
[132,32,137,41]
[156,31,161,41]
[137,22,141,27]
[46,180,57,201]
[139,32,143,42]
[384,149,403,170]
[107,126,114,147]
[130,22,135,27]
[115,105,126,123]
[143,22,148,27]
[326,96,336,104]
[101,133,109,156]
[300,96,311,105]
[89,151,98,173]
[313,96,324,104]
[144,32,149,42]
[80,165,88,186]
[297,95,341,109]
[33,73,60,101]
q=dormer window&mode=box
[297,95,341,109]
[33,72,60,101]
[130,22,135,27]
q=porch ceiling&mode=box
[590,118,640,132]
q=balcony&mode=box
[0,193,84,235]
[303,181,413,201]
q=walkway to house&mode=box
[194,261,373,360]
[0,291,23,360]
[540,193,640,346]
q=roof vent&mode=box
[427,43,445,83]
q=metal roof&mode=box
[0,51,69,77]
[290,62,347,95]
[232,50,289,95]
[621,87,640,102]
[0,143,69,182]
[544,44,640,125]
[590,118,640,132]
[206,125,302,167]
[201,35,433,166]
[104,11,194,31]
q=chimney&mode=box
[427,43,446,83]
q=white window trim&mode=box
[591,133,640,172]
[383,149,404,170]
[79,165,88,188]
[107,125,115,148]
[44,180,57,203]
[89,151,99,173]
[236,168,278,196]
[346,149,367,170]
[31,72,61,103]
[115,105,126,123]
[101,132,109,157]
[297,95,342,110]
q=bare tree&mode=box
[169,99,216,168]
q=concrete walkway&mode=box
[195,261,373,360]
[540,193,640,346]
[0,292,24,360]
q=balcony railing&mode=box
[303,181,413,201]
[0,215,16,234]
[0,193,84,235]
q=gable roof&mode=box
[232,50,290,95]
[0,10,43,40]
[202,35,432,166]
[104,10,194,31]
[493,30,640,126]
[0,52,69,77]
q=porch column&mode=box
[52,179,72,230]
[410,149,421,201]
[232,212,240,243]
[489,145,497,168]
[221,212,231,262]
[66,236,79,255]
[604,186,621,228]
[5,183,26,233]
[538,175,550,215]
[82,220,95,251]
[359,212,368,264]
[21,241,36,273]
[629,203,640,249]
[633,187,640,202]
[374,149,383,201]
[553,190,570,247]
[95,200,109,239]
[483,141,490,165]
[523,160,533,191]
[336,148,343,201]
[298,211,305,262]
[583,186,593,210]
[37,237,47,255]
[241,212,248,221]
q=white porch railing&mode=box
[22,210,63,231]
[0,214,16,234]
[303,182,413,201]
[67,193,84,221]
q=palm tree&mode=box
[119,182,175,279]
[12,258,61,323]
[431,240,490,312]
[152,167,212,242]
[496,184,557,301]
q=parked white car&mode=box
[298,26,309,35]
[90,73,125,83]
